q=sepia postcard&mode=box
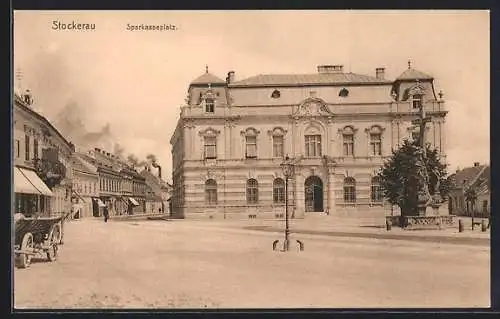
[12,10,490,310]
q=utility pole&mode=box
[15,68,23,91]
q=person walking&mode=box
[103,207,109,223]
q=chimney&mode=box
[474,162,480,167]
[317,65,344,74]
[227,71,235,84]
[151,162,162,179]
[376,67,385,80]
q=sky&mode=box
[13,10,490,180]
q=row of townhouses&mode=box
[13,90,172,219]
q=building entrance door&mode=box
[305,176,324,212]
[92,199,100,217]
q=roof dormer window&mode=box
[205,98,214,113]
[339,88,349,97]
[412,94,423,109]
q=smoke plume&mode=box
[113,142,125,158]
[127,154,139,167]
[146,154,158,164]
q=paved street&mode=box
[14,219,490,309]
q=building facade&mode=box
[77,147,148,216]
[70,153,99,218]
[13,91,74,217]
[141,166,164,214]
[170,63,448,220]
[448,163,490,218]
[131,171,147,214]
[119,166,139,215]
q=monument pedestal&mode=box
[387,196,453,229]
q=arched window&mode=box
[271,90,281,98]
[339,88,349,97]
[205,179,217,205]
[273,178,285,204]
[371,176,383,203]
[343,177,356,203]
[246,179,259,204]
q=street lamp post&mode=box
[282,156,293,251]
[272,155,304,252]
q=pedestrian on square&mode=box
[103,207,109,223]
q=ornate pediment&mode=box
[293,97,334,118]
[198,127,220,137]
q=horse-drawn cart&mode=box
[14,213,68,269]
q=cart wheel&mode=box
[16,233,34,269]
[56,221,63,244]
[46,224,61,262]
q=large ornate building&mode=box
[170,62,448,220]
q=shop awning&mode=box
[94,198,106,207]
[16,167,54,196]
[129,197,140,206]
[72,190,86,202]
[14,167,41,195]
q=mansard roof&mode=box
[190,72,226,85]
[230,72,392,87]
[396,68,433,81]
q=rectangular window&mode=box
[412,95,423,109]
[25,135,30,161]
[343,134,354,156]
[370,133,382,156]
[305,135,321,157]
[204,136,217,159]
[14,139,20,158]
[33,138,39,159]
[273,136,284,158]
[247,188,258,204]
[205,189,217,205]
[344,186,356,203]
[205,98,214,113]
[246,136,257,158]
[273,184,285,204]
[371,186,383,202]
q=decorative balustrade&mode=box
[386,215,455,229]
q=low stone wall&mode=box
[182,211,296,220]
[111,213,167,221]
[386,215,455,229]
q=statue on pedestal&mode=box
[414,149,431,215]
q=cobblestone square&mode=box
[14,219,490,309]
